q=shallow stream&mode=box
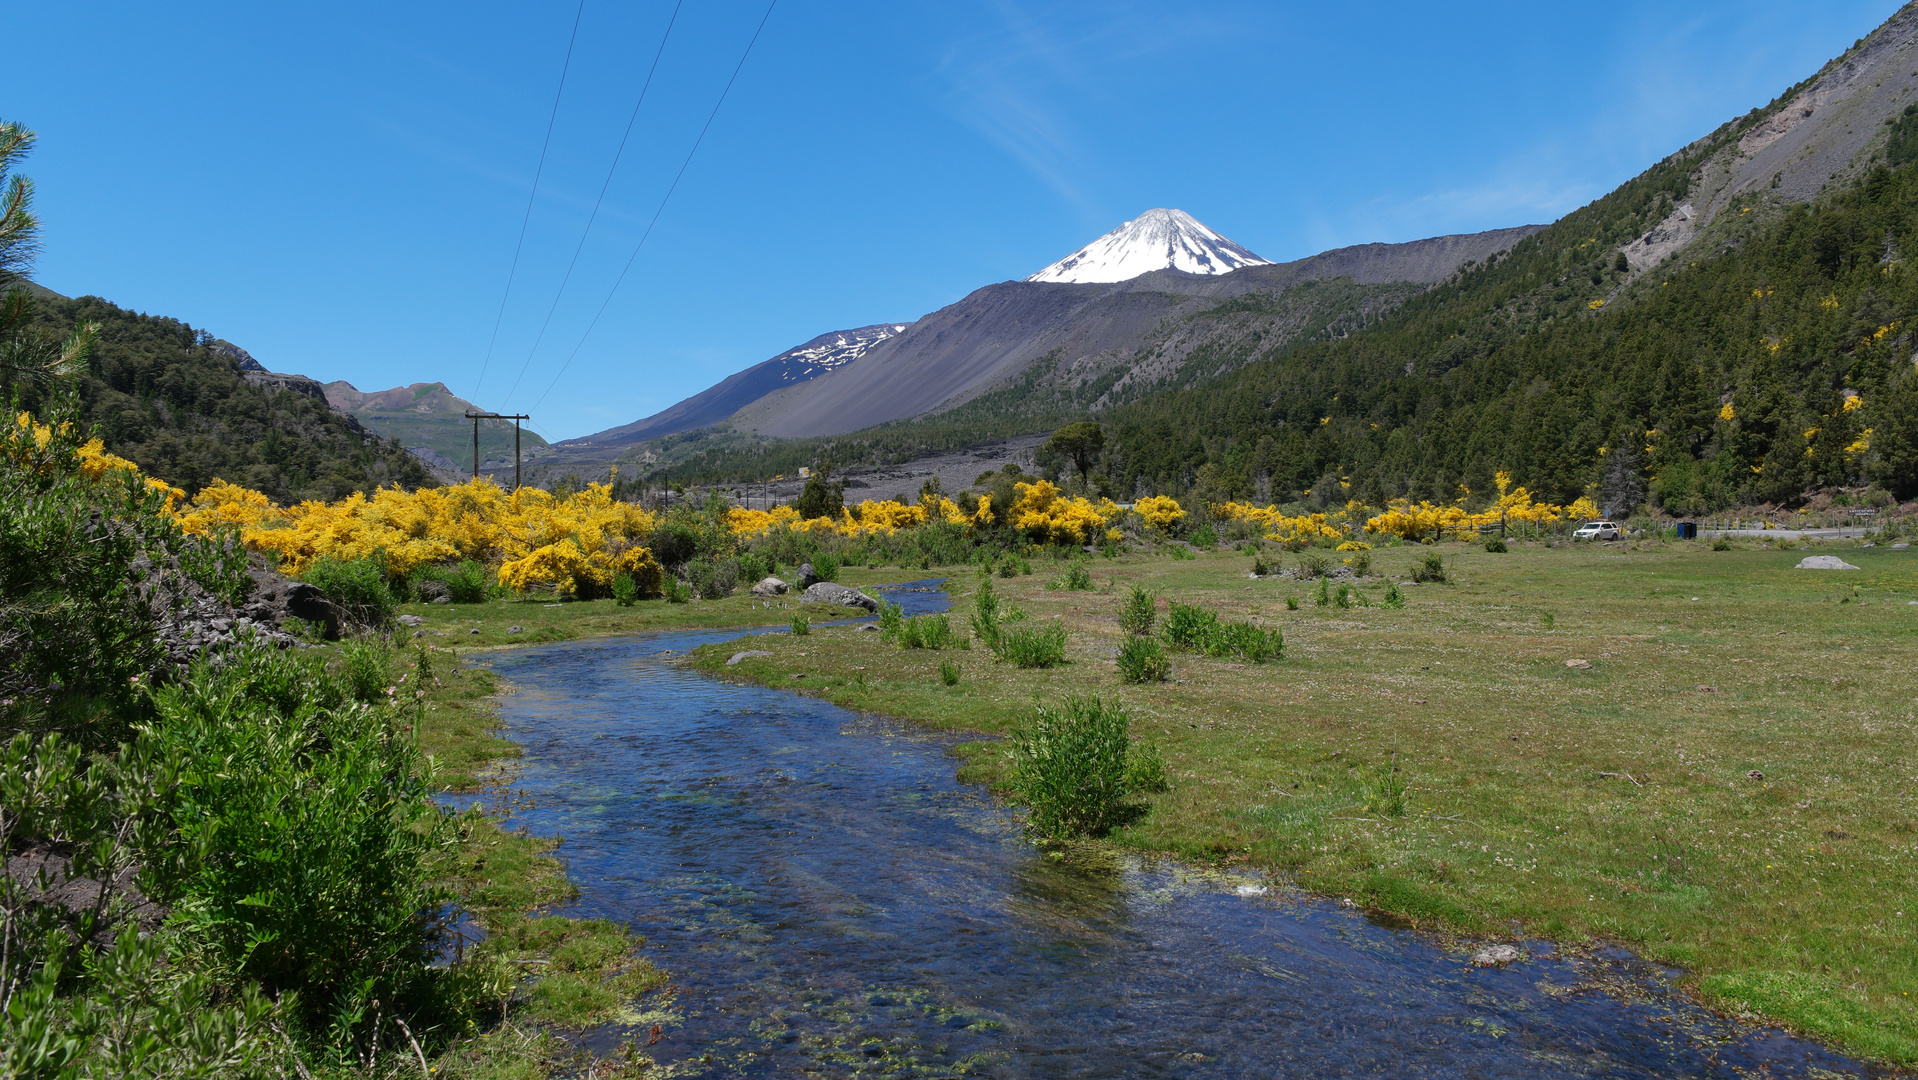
[465,581,1874,1077]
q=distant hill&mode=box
[8,294,434,501]
[728,226,1543,439]
[560,323,906,455]
[323,379,548,477]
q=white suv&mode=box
[1573,520,1622,540]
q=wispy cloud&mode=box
[928,2,1233,222]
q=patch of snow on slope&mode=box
[1028,209,1271,284]
[774,324,910,381]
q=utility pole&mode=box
[465,411,530,491]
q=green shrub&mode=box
[1383,581,1404,608]
[666,577,691,604]
[737,551,770,582]
[690,557,739,600]
[878,600,904,640]
[812,552,841,582]
[413,559,491,604]
[1190,523,1219,548]
[1286,595,1300,610]
[1051,562,1093,591]
[1483,535,1508,553]
[1203,620,1283,662]
[339,636,393,704]
[1410,551,1448,583]
[301,554,395,626]
[1126,738,1169,794]
[939,660,961,686]
[1361,753,1410,817]
[1006,696,1153,838]
[612,571,639,606]
[146,645,454,1035]
[1117,635,1171,683]
[1166,544,1195,561]
[1314,575,1332,607]
[1711,536,1733,551]
[899,613,953,649]
[970,577,1001,646]
[994,623,1067,668]
[1296,551,1330,578]
[1344,550,1372,576]
[789,613,810,636]
[1118,585,1156,636]
[1252,555,1275,576]
[1162,603,1218,649]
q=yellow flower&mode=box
[1717,402,1735,422]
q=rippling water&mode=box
[462,581,1873,1078]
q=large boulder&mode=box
[1795,555,1860,570]
[795,562,822,588]
[750,576,789,597]
[801,582,879,612]
[283,582,345,639]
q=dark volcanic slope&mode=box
[733,227,1543,438]
[567,324,906,449]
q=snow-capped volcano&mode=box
[1027,208,1271,284]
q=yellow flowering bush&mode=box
[1133,495,1186,532]
[1007,480,1118,544]
[1365,474,1598,540]
[1212,501,1346,544]
[12,412,184,509]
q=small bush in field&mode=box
[1117,636,1170,683]
[737,551,770,582]
[878,601,904,640]
[666,578,691,604]
[939,660,961,686]
[1285,595,1300,611]
[1051,562,1093,591]
[340,636,392,704]
[415,559,492,604]
[1118,585,1156,636]
[1162,603,1218,650]
[1126,738,1169,794]
[1190,523,1219,548]
[1295,552,1330,578]
[1202,620,1283,662]
[1344,550,1372,576]
[970,577,1001,647]
[900,613,953,649]
[789,613,810,636]
[1166,544,1195,561]
[1483,535,1508,553]
[1314,576,1332,607]
[1007,696,1157,838]
[302,554,394,625]
[1711,536,1733,551]
[994,623,1067,668]
[812,552,841,582]
[1411,552,1448,583]
[1383,581,1405,608]
[612,572,639,607]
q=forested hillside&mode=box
[1099,106,1918,510]
[7,293,434,501]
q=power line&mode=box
[471,0,586,405]
[501,0,684,409]
[527,0,779,418]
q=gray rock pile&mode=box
[801,582,880,612]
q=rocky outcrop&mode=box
[801,582,879,612]
[749,576,789,596]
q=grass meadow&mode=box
[686,538,1918,1063]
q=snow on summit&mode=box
[1027,208,1272,284]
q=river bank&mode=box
[677,540,1918,1067]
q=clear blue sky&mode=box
[7,1,1905,440]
